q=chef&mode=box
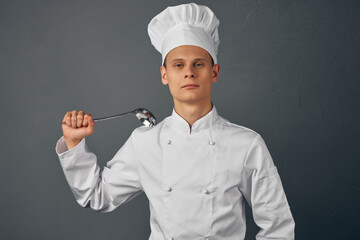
[56,3,295,240]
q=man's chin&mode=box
[173,96,210,105]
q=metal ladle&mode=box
[93,108,157,127]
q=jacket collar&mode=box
[170,104,219,134]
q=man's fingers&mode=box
[86,114,95,135]
[77,111,84,128]
[63,112,72,126]
[83,114,89,127]
[62,110,92,129]
[84,114,94,126]
[88,114,95,127]
[71,110,77,128]
[61,110,95,142]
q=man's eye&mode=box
[174,64,183,67]
[195,63,204,67]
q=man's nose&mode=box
[185,66,196,78]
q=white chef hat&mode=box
[148,3,220,65]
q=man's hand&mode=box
[61,110,95,150]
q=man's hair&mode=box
[163,56,215,68]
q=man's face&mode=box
[160,45,220,106]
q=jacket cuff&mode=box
[55,136,86,158]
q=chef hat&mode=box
[148,3,220,65]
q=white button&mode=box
[165,186,172,192]
[203,188,210,194]
[209,140,215,145]
[167,139,172,145]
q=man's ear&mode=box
[211,64,220,83]
[160,66,168,85]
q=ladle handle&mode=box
[93,111,134,122]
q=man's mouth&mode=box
[182,84,200,88]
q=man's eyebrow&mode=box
[170,58,185,63]
[170,58,209,63]
[193,58,208,61]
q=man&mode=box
[56,3,295,239]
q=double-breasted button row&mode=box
[164,187,211,194]
[166,139,215,145]
[169,236,210,239]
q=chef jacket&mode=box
[56,105,295,240]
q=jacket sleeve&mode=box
[239,134,295,240]
[55,131,142,213]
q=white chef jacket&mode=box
[56,105,295,240]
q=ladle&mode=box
[93,108,157,127]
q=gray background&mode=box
[0,0,359,239]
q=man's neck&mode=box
[173,100,213,129]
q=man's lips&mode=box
[182,84,200,88]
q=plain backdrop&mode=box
[0,0,359,239]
